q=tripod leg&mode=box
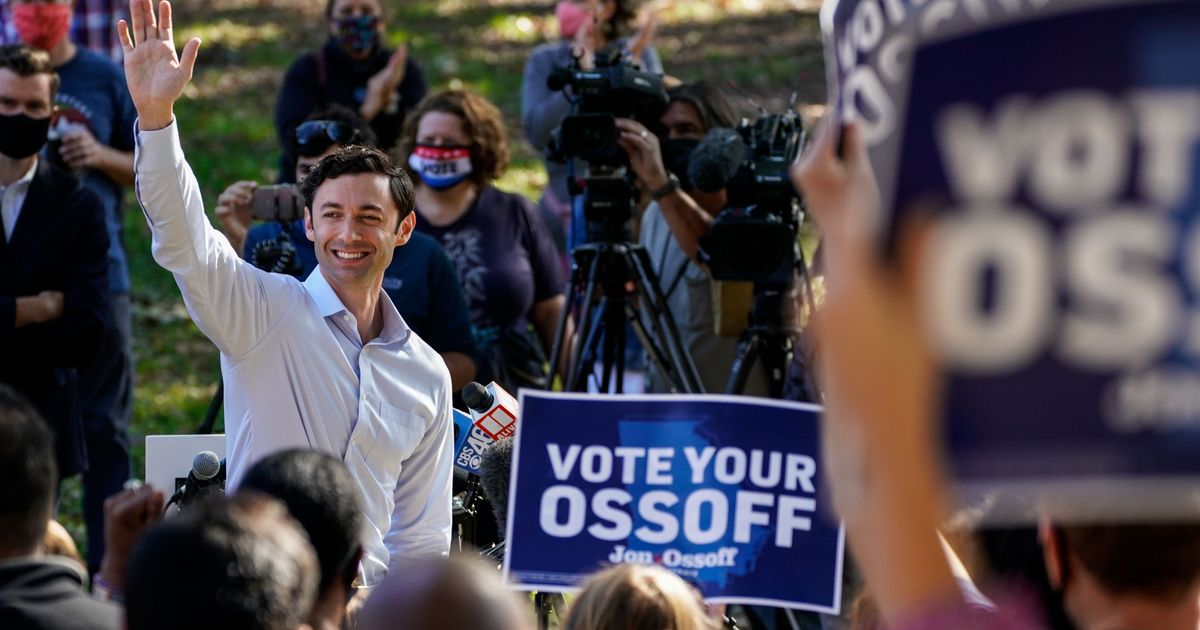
[570,297,609,392]
[545,266,580,389]
[625,303,683,391]
[626,247,706,393]
[725,335,761,395]
[759,334,792,399]
[565,252,604,391]
[613,306,627,394]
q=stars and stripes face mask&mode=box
[408,145,474,190]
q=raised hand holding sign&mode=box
[116,0,201,131]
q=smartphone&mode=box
[250,184,304,222]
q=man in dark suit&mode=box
[0,44,109,481]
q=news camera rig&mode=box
[697,102,821,401]
[544,48,705,394]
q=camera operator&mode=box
[616,82,770,396]
[522,0,662,260]
[214,105,478,391]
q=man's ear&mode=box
[1040,520,1064,590]
[304,207,316,243]
[393,211,416,247]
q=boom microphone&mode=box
[478,437,514,533]
[687,127,747,193]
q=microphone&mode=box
[453,382,520,476]
[477,437,514,534]
[687,127,747,193]
[192,450,220,482]
[462,382,493,413]
[165,450,226,513]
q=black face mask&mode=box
[662,138,700,191]
[0,113,50,159]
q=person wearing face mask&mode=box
[8,0,138,577]
[615,82,772,396]
[275,0,426,185]
[398,90,566,394]
[0,44,111,501]
[521,0,663,263]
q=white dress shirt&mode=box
[133,121,453,586]
[1,157,38,241]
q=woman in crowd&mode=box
[521,0,663,257]
[274,0,427,182]
[398,90,566,392]
[564,564,720,630]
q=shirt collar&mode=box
[303,267,410,345]
[3,157,38,191]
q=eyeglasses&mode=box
[294,120,360,156]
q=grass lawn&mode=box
[57,0,826,556]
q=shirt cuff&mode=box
[134,117,183,174]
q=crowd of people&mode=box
[2,0,1198,629]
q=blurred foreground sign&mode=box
[823,0,1200,520]
[503,392,844,613]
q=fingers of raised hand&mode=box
[158,0,174,45]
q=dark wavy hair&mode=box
[0,44,59,100]
[667,81,739,132]
[301,145,416,231]
[396,89,510,187]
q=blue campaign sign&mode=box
[503,392,844,613]
[826,0,1200,519]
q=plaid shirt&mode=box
[0,0,127,63]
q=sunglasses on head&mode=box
[295,120,360,156]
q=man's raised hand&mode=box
[117,0,201,131]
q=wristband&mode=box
[650,173,680,201]
[92,573,124,603]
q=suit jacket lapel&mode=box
[6,161,57,265]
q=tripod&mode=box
[547,239,705,394]
[724,248,822,402]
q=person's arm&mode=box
[521,44,574,152]
[360,46,408,123]
[531,294,565,357]
[213,180,258,257]
[120,0,291,357]
[58,130,136,186]
[385,369,453,563]
[422,241,478,390]
[616,118,712,260]
[96,485,165,597]
[795,120,960,624]
[440,352,475,392]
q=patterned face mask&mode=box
[408,145,473,190]
[334,14,380,57]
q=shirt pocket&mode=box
[359,400,427,488]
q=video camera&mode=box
[698,109,806,285]
[547,48,668,240]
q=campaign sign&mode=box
[825,0,1200,519]
[503,392,844,613]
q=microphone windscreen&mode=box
[461,382,494,414]
[687,127,747,193]
[478,437,514,533]
[192,450,221,481]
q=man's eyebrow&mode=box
[357,203,385,212]
[320,201,344,210]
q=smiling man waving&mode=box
[117,0,451,584]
